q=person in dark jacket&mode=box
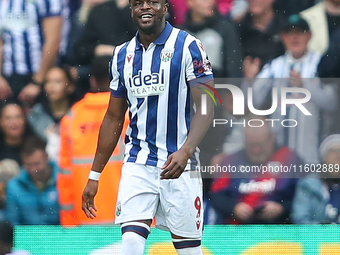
[237,0,286,71]
[182,0,243,78]
[5,136,60,225]
[74,0,136,66]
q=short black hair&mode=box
[90,55,112,83]
[21,135,47,156]
[0,99,24,119]
[0,221,13,244]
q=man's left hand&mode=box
[289,70,303,88]
[160,150,189,179]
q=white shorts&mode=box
[115,162,203,238]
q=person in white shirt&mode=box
[244,14,336,164]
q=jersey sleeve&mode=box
[185,38,214,87]
[109,48,127,98]
[38,0,63,18]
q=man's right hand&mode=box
[243,56,261,79]
[0,76,12,100]
[82,180,98,219]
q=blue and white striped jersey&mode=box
[0,0,63,76]
[110,22,214,169]
[252,51,336,164]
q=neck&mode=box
[190,11,206,24]
[49,98,69,119]
[138,21,166,48]
[252,9,274,32]
[291,50,307,59]
[326,0,340,15]
[5,135,22,146]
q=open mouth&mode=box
[140,14,153,22]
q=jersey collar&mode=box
[135,21,173,50]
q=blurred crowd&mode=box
[1,0,340,241]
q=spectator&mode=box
[182,0,243,77]
[292,134,340,223]
[74,0,136,66]
[0,0,64,104]
[0,101,33,165]
[58,56,128,225]
[210,116,301,224]
[0,160,20,221]
[169,0,234,26]
[301,0,340,54]
[237,0,286,70]
[5,135,60,225]
[246,15,336,164]
[62,0,110,97]
[27,66,76,162]
[63,0,109,65]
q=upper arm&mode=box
[184,38,215,108]
[185,38,214,87]
[39,0,63,41]
[109,48,127,98]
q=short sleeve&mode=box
[185,39,214,87]
[38,0,63,18]
[109,49,127,98]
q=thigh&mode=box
[115,163,159,224]
[156,171,203,238]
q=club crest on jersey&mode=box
[160,48,174,62]
[128,70,165,98]
[116,202,121,217]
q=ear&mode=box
[163,2,169,15]
[306,31,312,41]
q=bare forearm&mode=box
[91,114,125,172]
[181,82,215,158]
[34,40,60,82]
[34,16,62,83]
[182,107,214,158]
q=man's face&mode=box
[281,29,311,57]
[186,0,216,19]
[245,125,275,164]
[0,104,25,139]
[130,0,168,34]
[22,149,49,184]
[248,0,274,16]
